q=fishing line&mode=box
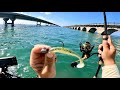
[58,40,64,47]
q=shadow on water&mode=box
[0,26,16,56]
[4,26,8,31]
[4,26,14,31]
[2,26,15,37]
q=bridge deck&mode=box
[0,12,58,25]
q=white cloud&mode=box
[37,16,69,26]
[37,16,47,20]
[14,19,36,25]
[40,12,52,15]
[37,16,53,25]
[39,13,71,26]
[0,18,4,24]
[37,16,60,25]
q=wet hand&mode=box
[30,44,56,78]
[98,35,116,66]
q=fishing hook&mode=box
[58,40,64,47]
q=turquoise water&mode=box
[0,24,120,78]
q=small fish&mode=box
[41,47,85,68]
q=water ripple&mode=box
[0,25,120,78]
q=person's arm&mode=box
[98,35,120,78]
[102,64,120,78]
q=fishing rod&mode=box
[103,12,108,39]
[94,12,108,78]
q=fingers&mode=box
[102,40,109,50]
[102,36,109,51]
[102,35,116,53]
[45,52,56,64]
[30,63,44,73]
[107,35,113,45]
[102,35,108,40]
[32,44,51,54]
[98,44,103,50]
[107,36,116,51]
[30,44,51,65]
[30,44,57,78]
[98,49,102,55]
[108,35,114,47]
[102,35,115,49]
[98,44,103,56]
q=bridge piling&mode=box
[37,22,41,26]
[0,12,59,27]
[3,17,16,27]
[10,18,16,27]
[3,18,9,27]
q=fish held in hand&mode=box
[41,47,85,68]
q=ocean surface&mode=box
[0,24,120,78]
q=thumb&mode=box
[102,40,109,51]
[45,52,56,64]
[107,35,116,50]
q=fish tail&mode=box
[75,58,85,68]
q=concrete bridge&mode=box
[65,24,120,35]
[0,12,59,27]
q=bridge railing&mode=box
[65,22,120,28]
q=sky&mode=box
[0,12,120,26]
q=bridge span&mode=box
[0,12,59,27]
[65,24,120,35]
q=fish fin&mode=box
[93,76,97,78]
[76,62,85,68]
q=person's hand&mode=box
[30,44,56,78]
[98,35,116,66]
